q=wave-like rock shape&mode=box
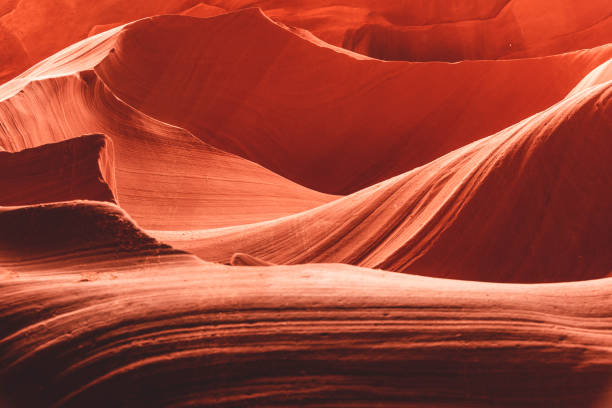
[3,10,611,194]
[230,252,275,266]
[211,0,514,28]
[0,0,206,83]
[1,189,611,407]
[180,2,227,18]
[154,76,612,283]
[0,134,117,206]
[93,10,612,193]
[0,3,611,407]
[341,0,612,61]
[87,2,228,37]
[2,258,612,406]
[4,198,609,406]
[0,201,196,273]
[198,1,612,62]
[570,59,612,97]
[1,1,610,84]
[0,72,334,230]
[0,23,122,101]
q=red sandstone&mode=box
[0,3,611,407]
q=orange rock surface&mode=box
[0,2,611,407]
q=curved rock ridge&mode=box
[0,201,198,273]
[341,0,612,61]
[230,252,275,266]
[153,76,612,283]
[2,261,612,406]
[2,0,611,84]
[190,1,612,62]
[0,23,123,101]
[0,3,611,407]
[2,10,611,194]
[569,59,612,97]
[0,72,335,230]
[87,2,229,37]
[0,0,206,84]
[94,10,612,193]
[0,134,118,206]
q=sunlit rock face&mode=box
[1,2,611,407]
